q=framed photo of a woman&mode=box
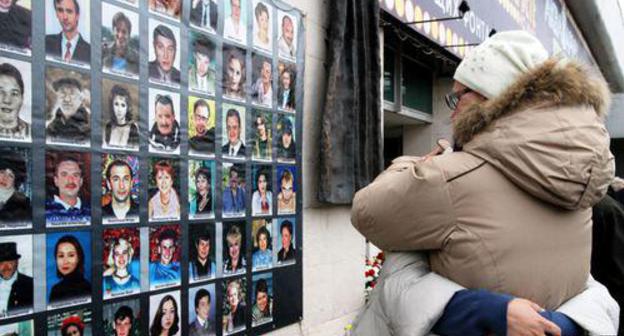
[45,151,91,227]
[0,1,31,55]
[103,299,141,336]
[102,154,140,225]
[251,219,272,271]
[222,221,246,276]
[277,62,296,112]
[0,57,32,142]
[0,147,32,230]
[251,110,272,161]
[222,46,246,102]
[47,308,92,335]
[102,228,140,299]
[148,88,181,154]
[251,272,273,326]
[189,160,215,219]
[222,277,246,335]
[46,231,92,309]
[101,3,140,79]
[149,225,181,290]
[276,217,296,265]
[189,224,217,283]
[251,165,272,216]
[102,79,139,151]
[0,235,33,319]
[149,290,181,336]
[148,158,181,222]
[252,0,272,53]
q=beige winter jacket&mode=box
[351,59,615,310]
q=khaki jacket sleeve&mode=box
[351,156,456,251]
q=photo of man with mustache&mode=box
[45,152,91,226]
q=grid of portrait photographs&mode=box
[0,0,302,334]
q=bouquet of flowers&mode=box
[364,251,385,302]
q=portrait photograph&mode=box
[222,277,246,335]
[277,62,296,112]
[251,109,272,161]
[47,308,92,336]
[45,67,91,147]
[148,158,180,222]
[222,162,246,217]
[251,272,273,326]
[251,54,273,107]
[102,227,140,299]
[148,88,181,154]
[276,165,296,215]
[276,114,296,162]
[188,283,217,336]
[189,223,217,282]
[102,3,139,79]
[251,165,272,216]
[251,219,272,271]
[102,79,140,151]
[252,0,272,52]
[0,147,31,230]
[102,154,140,224]
[190,0,218,33]
[45,150,91,227]
[103,298,141,336]
[223,0,247,44]
[222,221,247,276]
[188,32,216,95]
[0,320,33,336]
[222,45,246,101]
[277,11,297,60]
[149,291,181,336]
[0,0,31,55]
[45,0,91,68]
[189,160,216,219]
[148,19,181,88]
[0,235,33,319]
[149,0,182,21]
[221,103,246,159]
[0,57,31,142]
[276,217,296,265]
[46,231,92,309]
[188,96,216,157]
[149,224,181,290]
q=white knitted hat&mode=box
[454,31,549,99]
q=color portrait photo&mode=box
[221,103,246,159]
[188,33,216,95]
[252,0,272,52]
[148,158,181,222]
[0,57,32,142]
[276,217,296,265]
[223,0,247,44]
[190,0,218,33]
[277,10,297,60]
[0,235,33,319]
[189,223,217,283]
[45,0,91,68]
[222,162,246,217]
[101,154,140,224]
[276,114,296,162]
[276,62,296,112]
[148,88,181,154]
[188,96,216,157]
[222,221,246,276]
[46,231,92,309]
[0,0,31,55]
[222,277,246,335]
[251,272,273,326]
[101,2,139,79]
[0,146,31,229]
[148,20,181,88]
[149,290,181,336]
[250,110,272,161]
[251,219,272,271]
[149,224,181,290]
[45,150,91,227]
[103,298,141,336]
[189,160,216,219]
[251,54,273,107]
[47,308,92,336]
[102,228,141,299]
[276,165,296,215]
[188,283,217,336]
[251,165,272,216]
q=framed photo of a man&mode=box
[222,45,246,101]
[45,151,91,227]
[188,33,216,95]
[0,147,31,229]
[148,20,181,88]
[101,3,140,79]
[45,0,91,68]
[0,235,33,319]
[149,225,181,290]
[102,79,140,151]
[149,0,182,21]
[190,0,218,33]
[222,277,246,335]
[46,231,92,309]
[148,88,181,154]
[276,217,296,265]
[252,0,272,52]
[251,110,272,161]
[47,308,92,335]
[276,114,296,162]
[149,290,181,336]
[277,11,297,60]
[222,162,246,217]
[103,228,140,299]
[251,54,272,107]
[0,57,31,142]
[189,160,215,219]
[0,0,31,55]
[222,103,246,159]
[0,320,33,335]
[223,0,247,44]
[251,272,273,326]
[276,165,296,215]
[188,284,217,335]
[148,158,180,222]
[277,62,296,112]
[103,299,141,336]
[45,67,91,147]
[222,221,246,276]
[102,154,140,224]
[251,219,272,271]
[188,96,216,157]
[189,224,217,282]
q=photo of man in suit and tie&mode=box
[45,0,91,66]
[148,21,181,87]
[190,0,218,32]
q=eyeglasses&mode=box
[444,88,472,110]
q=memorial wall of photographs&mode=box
[0,0,303,334]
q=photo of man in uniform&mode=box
[45,152,90,226]
[0,148,30,227]
[190,0,217,32]
[188,35,216,94]
[222,107,245,157]
[149,23,180,86]
[150,227,181,289]
[102,7,139,77]
[149,92,181,153]
[46,0,91,65]
[46,75,90,146]
[189,99,215,155]
[0,0,31,52]
[103,159,139,223]
[0,61,30,141]
[0,241,32,317]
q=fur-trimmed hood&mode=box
[454,58,615,209]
